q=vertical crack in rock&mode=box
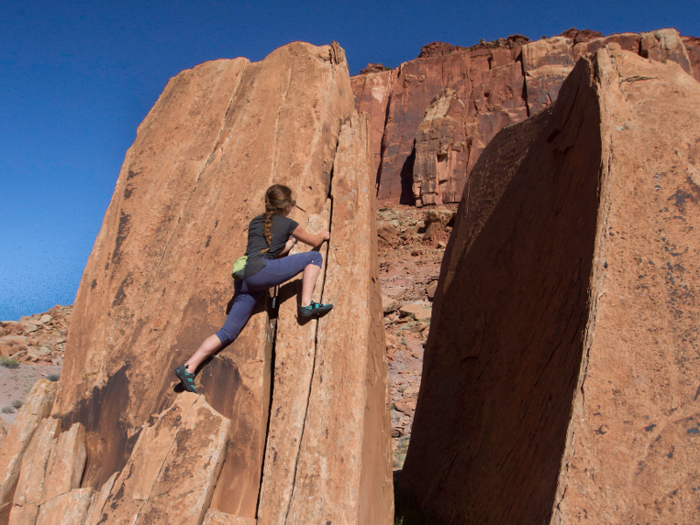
[279,170,335,525]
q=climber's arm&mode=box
[292,225,330,247]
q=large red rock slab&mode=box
[51,41,355,520]
[255,207,331,525]
[550,43,700,525]
[351,69,396,180]
[399,45,700,524]
[8,418,60,525]
[284,113,393,525]
[98,393,229,524]
[0,380,56,523]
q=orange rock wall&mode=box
[353,28,699,206]
[399,45,700,524]
[0,41,393,525]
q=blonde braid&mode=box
[260,185,294,254]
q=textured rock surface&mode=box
[682,36,700,82]
[0,419,8,449]
[35,488,93,525]
[85,471,118,525]
[98,393,229,524]
[2,41,392,525]
[353,28,699,206]
[203,509,256,525]
[399,45,700,524]
[41,422,86,505]
[9,418,60,525]
[0,380,56,521]
[0,306,71,366]
[51,41,355,521]
[412,89,467,205]
[283,113,393,525]
[350,69,396,181]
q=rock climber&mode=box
[174,184,332,393]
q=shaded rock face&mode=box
[0,41,392,525]
[352,27,699,206]
[399,45,700,524]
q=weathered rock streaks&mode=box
[398,45,700,523]
[352,27,699,206]
[0,41,391,525]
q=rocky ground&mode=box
[0,207,454,467]
[377,204,455,468]
[0,305,69,425]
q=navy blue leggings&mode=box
[215,251,323,346]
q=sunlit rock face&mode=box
[0,41,392,525]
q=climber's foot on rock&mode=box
[298,301,333,319]
[175,365,197,393]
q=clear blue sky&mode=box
[1,0,698,320]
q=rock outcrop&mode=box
[0,306,71,364]
[411,89,468,206]
[0,41,392,525]
[352,28,699,207]
[0,380,56,521]
[398,44,700,523]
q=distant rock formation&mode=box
[0,42,392,525]
[352,27,700,206]
[398,44,700,523]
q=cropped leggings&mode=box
[215,251,323,346]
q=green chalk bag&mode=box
[231,255,248,282]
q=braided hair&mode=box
[260,184,295,253]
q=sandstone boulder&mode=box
[351,68,396,183]
[0,337,28,358]
[98,393,229,524]
[0,380,56,521]
[398,303,431,321]
[282,113,393,525]
[41,422,86,505]
[399,45,700,524]
[52,41,355,518]
[35,488,93,525]
[9,418,60,525]
[21,40,392,525]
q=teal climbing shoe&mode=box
[175,365,197,394]
[298,301,333,319]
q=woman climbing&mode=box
[174,184,332,394]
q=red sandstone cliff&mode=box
[352,28,700,207]
[398,43,700,524]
